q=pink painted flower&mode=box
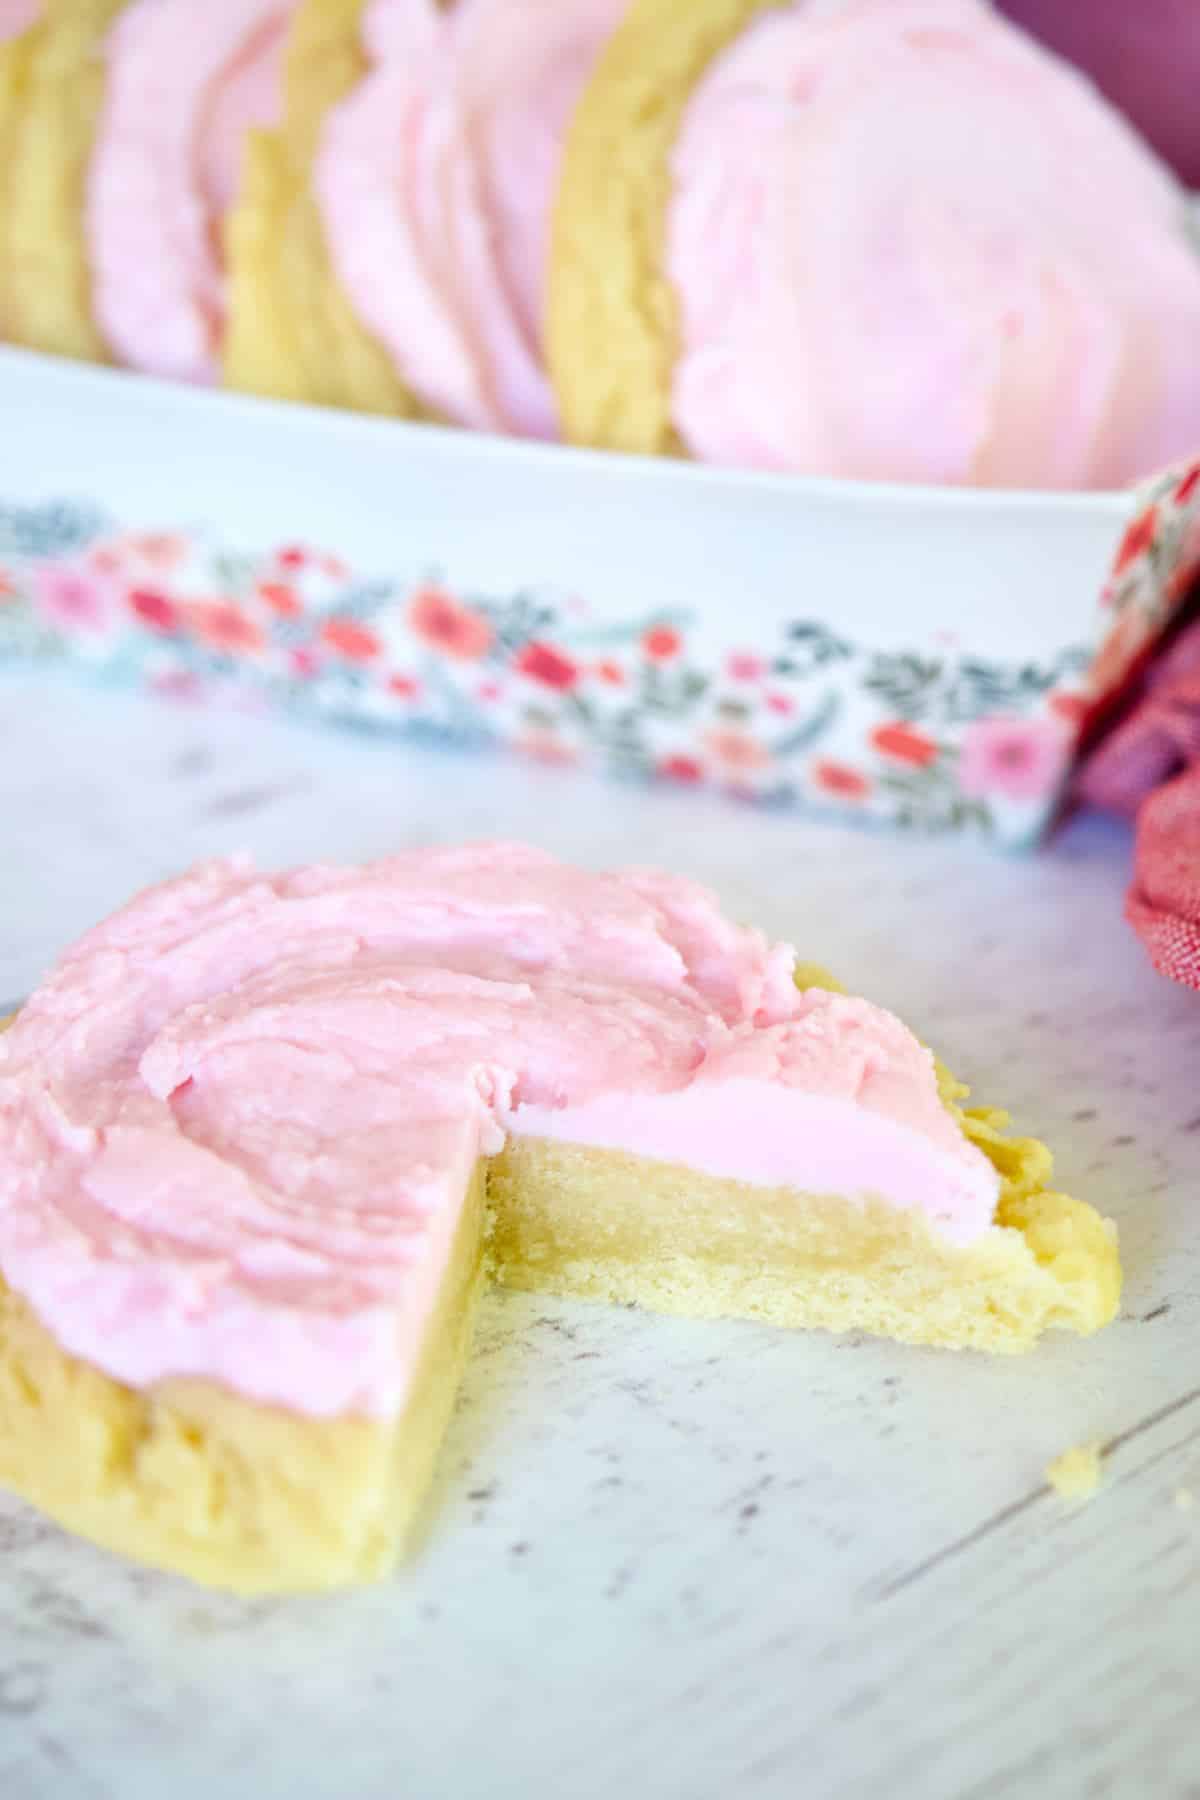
[516,641,579,690]
[958,716,1070,803]
[406,586,494,661]
[765,692,794,716]
[388,673,421,700]
[812,759,870,801]
[594,659,625,686]
[0,568,16,604]
[476,679,503,703]
[726,651,765,682]
[33,562,118,635]
[128,587,181,633]
[290,648,321,679]
[705,728,772,772]
[658,754,705,784]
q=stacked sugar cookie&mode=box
[3,0,1200,488]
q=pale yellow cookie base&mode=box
[548,0,785,454]
[0,0,125,359]
[0,994,1121,1592]
[489,1140,1119,1354]
[222,0,425,416]
[0,1164,488,1595]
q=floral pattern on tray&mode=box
[1088,456,1200,700]
[0,490,1176,846]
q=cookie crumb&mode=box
[1046,1443,1103,1500]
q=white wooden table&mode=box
[0,671,1197,1800]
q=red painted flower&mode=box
[726,651,765,682]
[870,721,939,767]
[276,545,308,571]
[643,625,682,661]
[256,580,303,618]
[128,587,180,633]
[1113,505,1159,575]
[1174,464,1200,506]
[188,601,266,653]
[658,754,704,784]
[594,659,625,685]
[0,568,16,604]
[812,759,870,800]
[406,586,493,661]
[515,640,578,690]
[321,617,382,662]
[388,673,421,700]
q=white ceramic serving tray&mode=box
[0,346,1171,847]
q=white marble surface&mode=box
[0,671,1198,1800]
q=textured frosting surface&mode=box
[87,0,294,382]
[314,0,625,435]
[0,844,998,1418]
[665,0,1200,487]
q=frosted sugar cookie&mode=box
[0,845,1120,1592]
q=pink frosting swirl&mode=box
[86,0,295,384]
[665,0,1200,488]
[0,845,997,1418]
[314,0,627,436]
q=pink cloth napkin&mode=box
[1078,613,1200,990]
